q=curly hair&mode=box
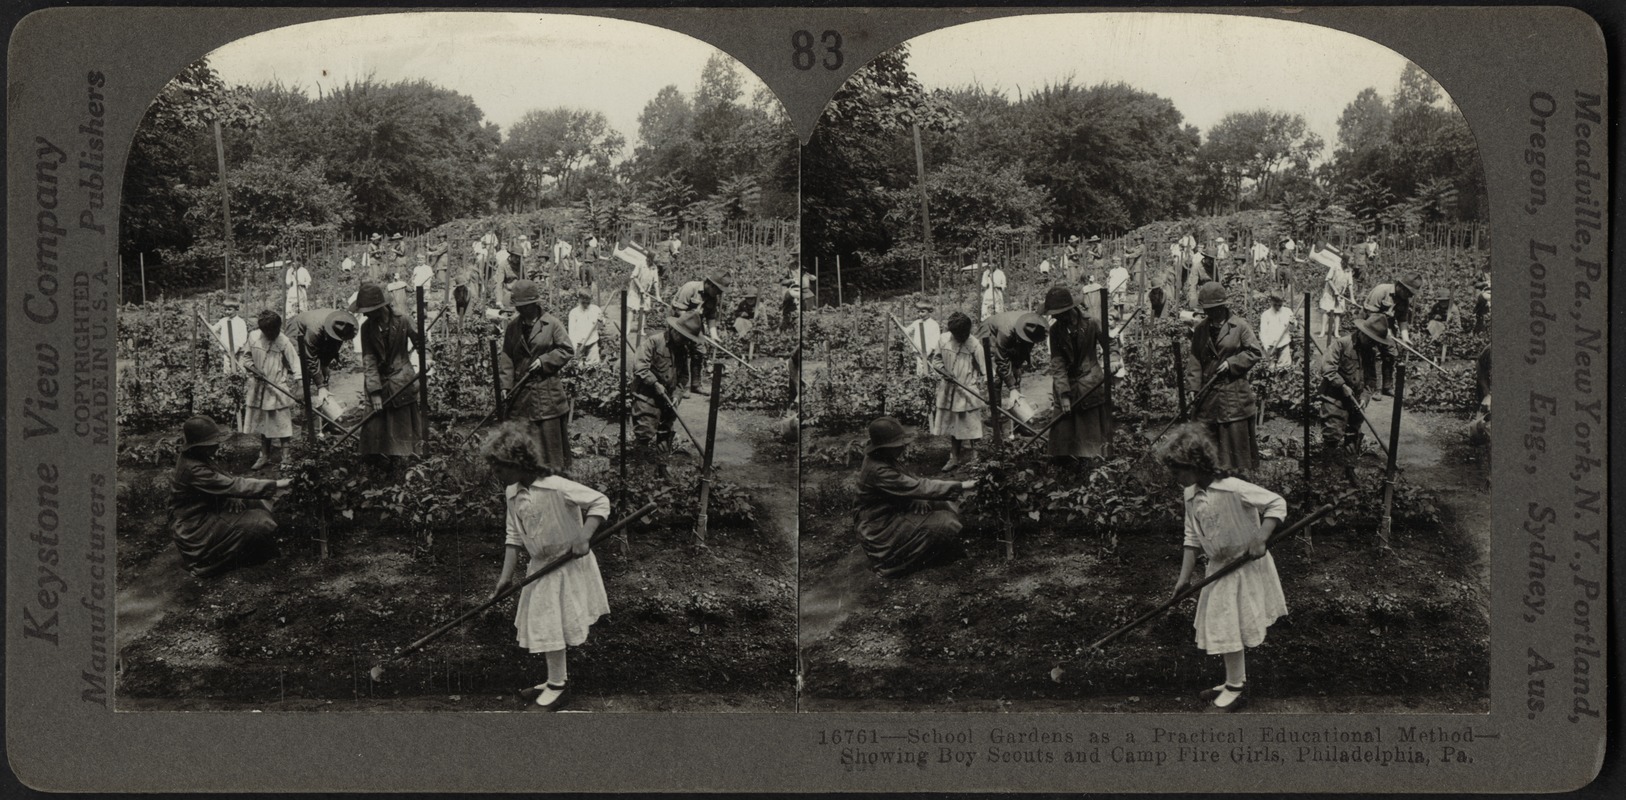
[1156,423,1219,475]
[478,421,556,477]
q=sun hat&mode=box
[390,233,404,241]
[1013,312,1049,344]
[323,310,359,341]
[864,416,912,454]
[665,313,706,345]
[1396,274,1422,295]
[704,275,731,292]
[1087,235,1101,243]
[1198,281,1228,309]
[509,279,543,307]
[1310,244,1343,270]
[181,415,232,452]
[1041,286,1077,316]
[1067,235,1081,244]
[349,283,388,314]
[1354,313,1395,348]
[369,233,382,242]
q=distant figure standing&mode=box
[1258,292,1297,369]
[979,263,1007,319]
[567,290,604,366]
[283,260,311,318]
[210,296,249,376]
[903,302,941,377]
[1315,245,1354,346]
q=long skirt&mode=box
[527,414,571,469]
[1048,402,1111,458]
[360,402,424,457]
[1209,416,1259,472]
[1194,553,1287,654]
[173,501,279,578]
[862,501,964,578]
[931,407,984,441]
[243,407,294,440]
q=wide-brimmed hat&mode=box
[1067,235,1081,243]
[1267,291,1284,303]
[1041,286,1077,316]
[369,233,383,242]
[1013,312,1050,344]
[704,275,731,292]
[390,233,404,241]
[181,415,232,451]
[510,279,543,307]
[349,283,388,313]
[1310,244,1343,270]
[1396,274,1422,295]
[1354,313,1395,348]
[323,310,359,340]
[913,300,934,311]
[1198,282,1228,309]
[664,314,705,345]
[1087,235,1101,243]
[864,416,911,453]
[221,295,243,309]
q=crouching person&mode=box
[629,314,705,454]
[855,416,977,578]
[168,415,293,578]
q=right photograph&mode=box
[798,13,1491,713]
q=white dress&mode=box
[506,476,612,653]
[1183,478,1288,655]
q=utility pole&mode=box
[912,122,932,294]
[213,118,233,294]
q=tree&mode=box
[630,85,695,184]
[801,44,963,268]
[1011,81,1200,233]
[501,107,625,206]
[1332,87,1392,181]
[1199,110,1323,209]
[121,58,262,261]
[161,155,354,289]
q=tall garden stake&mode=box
[695,362,725,544]
[982,335,1002,444]
[1379,360,1406,550]
[488,339,504,421]
[297,337,317,445]
[1171,338,1187,418]
[416,286,430,445]
[1301,291,1312,488]
[1098,285,1113,456]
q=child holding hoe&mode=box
[482,421,611,711]
[1159,423,1287,711]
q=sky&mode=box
[204,12,774,149]
[903,12,1432,159]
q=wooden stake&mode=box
[298,336,317,445]
[1379,360,1406,549]
[695,362,725,544]
[1171,338,1187,419]
[417,286,430,444]
[1302,292,1313,489]
[835,254,843,306]
[139,252,148,304]
[983,335,1002,444]
[489,338,504,422]
[212,119,233,294]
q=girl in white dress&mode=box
[1160,423,1287,711]
[482,422,611,711]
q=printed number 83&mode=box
[792,30,843,71]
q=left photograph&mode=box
[114,12,800,712]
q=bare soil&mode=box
[798,405,1490,713]
[116,399,797,712]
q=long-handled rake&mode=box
[368,502,657,683]
[1057,490,1355,680]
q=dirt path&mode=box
[116,550,189,652]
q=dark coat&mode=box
[1188,315,1262,424]
[854,455,964,578]
[500,313,574,420]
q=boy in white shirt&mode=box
[567,290,604,365]
[1258,292,1297,368]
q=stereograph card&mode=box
[3,4,1613,794]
